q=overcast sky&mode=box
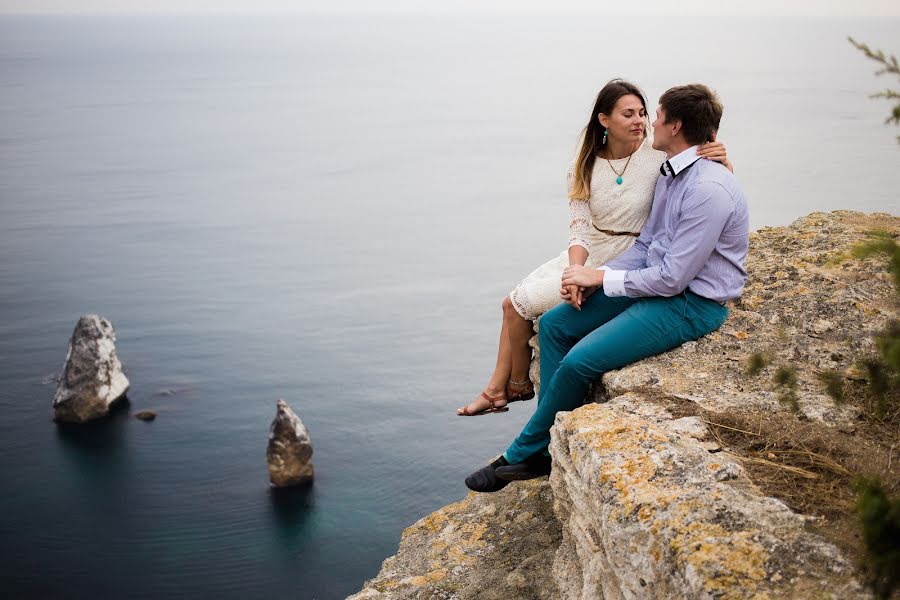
[1,0,899,16]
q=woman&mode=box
[457,79,731,416]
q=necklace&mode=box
[605,152,633,185]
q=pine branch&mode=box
[849,37,900,140]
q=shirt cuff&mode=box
[601,269,627,297]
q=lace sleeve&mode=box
[566,163,591,251]
[568,199,591,251]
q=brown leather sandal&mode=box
[506,379,535,403]
[457,391,510,416]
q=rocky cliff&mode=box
[349,211,899,600]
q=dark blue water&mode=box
[1,14,898,599]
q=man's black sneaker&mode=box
[494,453,552,481]
[464,456,510,493]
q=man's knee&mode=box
[537,303,567,344]
[556,352,595,382]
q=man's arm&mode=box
[603,233,650,271]
[603,181,734,298]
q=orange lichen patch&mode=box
[462,522,488,548]
[637,504,655,523]
[448,544,476,566]
[670,522,768,599]
[407,570,447,587]
[376,579,401,591]
[410,495,473,536]
[376,570,447,591]
[430,540,448,554]
[784,285,810,297]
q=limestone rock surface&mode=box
[600,210,899,425]
[528,211,899,424]
[350,211,895,600]
[267,399,314,487]
[348,479,560,600]
[53,314,130,423]
[549,397,864,600]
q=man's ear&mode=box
[670,119,682,137]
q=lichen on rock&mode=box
[348,478,561,600]
[351,211,895,600]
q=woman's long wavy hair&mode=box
[569,79,649,200]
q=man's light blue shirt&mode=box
[600,145,750,304]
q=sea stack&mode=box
[267,399,314,487]
[53,314,130,423]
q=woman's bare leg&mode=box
[504,298,535,386]
[458,297,534,415]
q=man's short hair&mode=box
[659,84,723,146]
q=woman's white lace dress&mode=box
[509,138,666,320]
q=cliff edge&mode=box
[350,211,899,600]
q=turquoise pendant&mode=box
[616,176,623,185]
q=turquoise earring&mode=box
[602,130,608,145]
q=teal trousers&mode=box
[504,289,728,464]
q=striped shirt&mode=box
[600,145,749,304]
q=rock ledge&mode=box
[351,211,898,599]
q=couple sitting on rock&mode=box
[462,82,750,492]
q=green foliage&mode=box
[877,322,900,378]
[745,352,771,377]
[773,366,799,412]
[850,37,900,141]
[773,365,797,387]
[854,477,900,599]
[853,231,900,294]
[845,232,900,418]
[818,370,845,404]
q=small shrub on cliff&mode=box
[839,231,900,599]
[745,352,771,377]
[855,477,900,599]
[848,232,900,420]
[773,366,800,412]
[854,231,900,296]
[850,38,900,142]
[818,370,846,404]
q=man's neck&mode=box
[664,140,692,159]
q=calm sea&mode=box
[0,14,897,599]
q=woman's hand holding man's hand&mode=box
[560,283,583,310]
[560,265,604,310]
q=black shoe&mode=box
[464,456,510,493]
[494,453,552,481]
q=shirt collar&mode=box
[659,144,701,178]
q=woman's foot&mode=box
[506,379,535,403]
[457,389,509,416]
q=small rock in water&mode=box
[135,411,156,421]
[53,315,130,423]
[267,399,314,487]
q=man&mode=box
[465,84,749,492]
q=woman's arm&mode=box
[567,198,591,264]
[696,141,734,173]
[564,200,591,309]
